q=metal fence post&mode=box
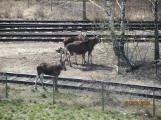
[101,82,105,111]
[5,73,8,98]
[118,51,121,74]
[156,59,158,76]
[53,77,55,104]
[153,0,159,77]
[153,88,156,117]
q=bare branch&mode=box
[115,0,121,9]
[89,0,105,11]
[148,0,155,5]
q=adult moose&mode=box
[66,35,100,66]
[56,33,88,64]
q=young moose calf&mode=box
[35,60,66,91]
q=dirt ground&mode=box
[0,41,161,87]
[0,41,116,78]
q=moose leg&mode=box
[82,54,85,65]
[54,78,59,92]
[40,73,45,89]
[60,52,63,61]
[87,52,90,63]
[64,48,69,62]
[90,54,92,64]
[68,54,72,67]
[88,51,92,64]
[74,54,77,65]
[35,75,40,90]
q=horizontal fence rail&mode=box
[0,20,161,42]
[0,72,161,99]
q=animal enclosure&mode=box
[1,0,161,119]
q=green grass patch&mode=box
[0,84,161,120]
[0,101,123,120]
[0,101,160,120]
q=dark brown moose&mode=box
[35,60,66,91]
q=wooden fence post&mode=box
[83,0,86,20]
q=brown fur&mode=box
[66,36,99,66]
[63,34,88,64]
[35,60,66,91]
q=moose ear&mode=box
[84,36,89,42]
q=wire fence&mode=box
[0,73,161,117]
[0,0,161,118]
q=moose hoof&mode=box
[55,89,59,93]
[69,63,72,67]
[43,87,47,91]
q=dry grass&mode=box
[0,0,160,20]
[0,1,161,119]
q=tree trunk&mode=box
[105,0,134,73]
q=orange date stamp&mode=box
[125,100,150,106]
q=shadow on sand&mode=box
[71,63,114,72]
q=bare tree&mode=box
[105,0,138,74]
